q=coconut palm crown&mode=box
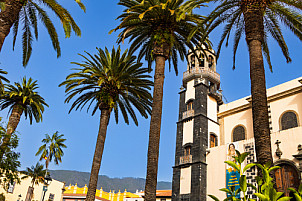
[21,163,46,187]
[0,0,85,66]
[0,77,48,160]
[36,131,67,169]
[60,46,153,124]
[111,0,211,74]
[0,77,48,124]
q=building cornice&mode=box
[218,85,302,118]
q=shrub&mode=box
[208,151,294,201]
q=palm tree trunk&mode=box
[244,8,273,166]
[0,0,24,51]
[0,104,23,160]
[144,49,166,201]
[86,109,110,201]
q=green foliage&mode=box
[36,131,67,168]
[0,123,20,190]
[0,69,9,95]
[112,0,212,74]
[59,46,153,126]
[75,0,86,12]
[21,162,46,187]
[288,183,302,201]
[0,77,48,124]
[183,0,302,71]
[8,0,84,66]
[208,151,292,201]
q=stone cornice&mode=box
[218,85,302,118]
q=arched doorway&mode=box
[274,160,300,199]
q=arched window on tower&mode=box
[199,53,204,67]
[190,54,195,69]
[280,111,298,131]
[210,133,218,148]
[184,146,191,156]
[186,100,194,111]
[232,125,246,142]
[208,55,214,68]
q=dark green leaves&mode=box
[0,77,48,124]
[60,46,153,126]
[11,0,84,66]
[112,0,210,75]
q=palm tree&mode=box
[21,163,46,187]
[0,0,85,66]
[0,77,48,160]
[112,0,210,200]
[21,163,46,200]
[59,46,153,201]
[36,131,67,170]
[184,0,302,166]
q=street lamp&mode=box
[41,174,52,201]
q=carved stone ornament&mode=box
[275,140,283,159]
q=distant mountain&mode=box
[49,170,171,193]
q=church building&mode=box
[171,47,302,201]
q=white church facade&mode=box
[172,48,302,201]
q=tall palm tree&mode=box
[0,0,85,66]
[36,131,67,170]
[184,0,302,166]
[112,0,210,200]
[21,162,46,200]
[60,46,153,201]
[0,77,48,160]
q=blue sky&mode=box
[0,1,301,183]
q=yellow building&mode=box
[0,173,65,201]
[63,184,141,201]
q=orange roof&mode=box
[140,190,172,198]
[156,190,172,197]
[63,193,110,201]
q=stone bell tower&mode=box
[172,47,222,201]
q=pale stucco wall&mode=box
[220,109,253,144]
[180,166,191,194]
[208,121,220,146]
[206,127,302,201]
[185,80,195,103]
[218,76,302,145]
[269,93,302,133]
[207,96,218,122]
[183,119,194,145]
[0,174,64,201]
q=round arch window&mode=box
[232,125,246,142]
[280,111,298,131]
[210,134,218,148]
[199,53,204,67]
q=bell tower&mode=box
[172,47,222,201]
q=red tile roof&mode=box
[140,190,172,198]
[155,190,172,197]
